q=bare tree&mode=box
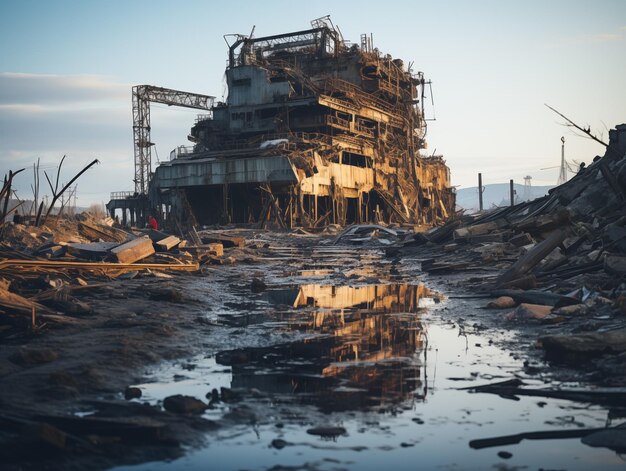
[36,156,100,226]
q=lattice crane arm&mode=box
[132,85,215,195]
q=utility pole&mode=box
[523,175,532,201]
[557,136,567,185]
[510,179,514,206]
[478,173,484,211]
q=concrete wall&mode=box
[227,66,292,107]
[152,155,298,189]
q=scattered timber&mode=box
[109,237,155,264]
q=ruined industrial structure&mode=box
[108,18,455,228]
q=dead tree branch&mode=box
[0,168,26,222]
[544,104,608,148]
[37,158,100,226]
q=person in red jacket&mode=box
[148,215,158,230]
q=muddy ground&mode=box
[1,230,624,470]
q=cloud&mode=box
[0,72,129,106]
[0,73,200,205]
[579,32,623,43]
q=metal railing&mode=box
[170,146,195,160]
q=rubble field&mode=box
[0,124,625,469]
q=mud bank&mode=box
[1,231,625,470]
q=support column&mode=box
[478,173,484,212]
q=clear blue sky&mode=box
[1,0,625,205]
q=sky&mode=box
[1,0,625,206]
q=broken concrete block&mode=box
[67,242,118,260]
[541,328,626,357]
[163,394,207,414]
[453,221,499,240]
[109,236,155,264]
[605,255,626,276]
[509,232,534,247]
[41,245,67,258]
[505,303,552,321]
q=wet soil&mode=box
[1,231,624,470]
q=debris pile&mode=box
[390,123,626,377]
[0,212,225,336]
[331,224,410,246]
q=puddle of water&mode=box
[115,280,624,471]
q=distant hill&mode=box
[455,183,553,212]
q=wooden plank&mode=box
[199,233,245,248]
[155,235,181,252]
[109,236,155,264]
[0,259,198,272]
[496,228,567,286]
[453,221,499,239]
[183,243,224,257]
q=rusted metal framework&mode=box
[132,20,455,229]
[132,85,215,194]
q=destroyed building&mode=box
[109,19,455,228]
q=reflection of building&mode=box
[269,282,431,311]
[217,283,432,411]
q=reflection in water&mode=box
[217,284,435,412]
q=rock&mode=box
[487,296,516,309]
[22,422,67,449]
[48,372,78,388]
[220,387,243,402]
[605,255,626,276]
[206,388,220,405]
[162,394,207,414]
[251,278,267,293]
[10,348,59,366]
[552,304,588,316]
[617,295,626,316]
[582,429,626,452]
[223,405,257,423]
[505,303,552,321]
[216,350,249,365]
[148,288,183,303]
[44,385,80,399]
[125,386,142,400]
[271,438,289,449]
[541,327,626,358]
[306,426,347,438]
